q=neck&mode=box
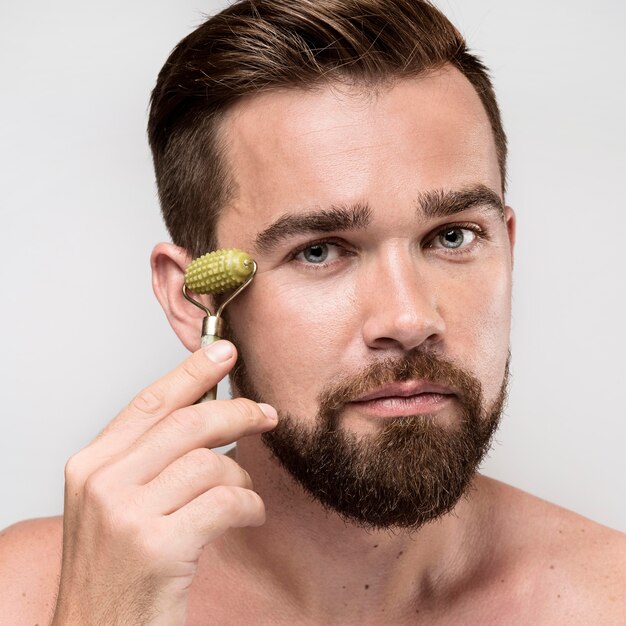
[212,437,495,621]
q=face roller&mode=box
[183,248,257,401]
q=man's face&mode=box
[215,66,515,528]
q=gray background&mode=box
[1,1,624,531]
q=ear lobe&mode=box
[150,243,215,351]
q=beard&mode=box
[229,336,509,532]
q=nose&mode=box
[359,246,446,352]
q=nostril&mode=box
[361,304,445,353]
[363,322,444,351]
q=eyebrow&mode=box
[253,184,503,254]
[416,184,504,220]
[254,203,372,253]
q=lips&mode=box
[351,381,455,403]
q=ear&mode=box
[150,243,216,352]
[504,205,516,270]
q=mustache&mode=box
[317,349,483,421]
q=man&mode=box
[1,0,624,623]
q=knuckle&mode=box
[250,492,266,521]
[240,467,254,488]
[82,469,113,508]
[187,445,215,464]
[253,504,267,527]
[209,485,240,512]
[64,453,83,483]
[231,490,265,528]
[221,455,253,487]
[230,398,263,426]
[129,388,163,417]
[180,356,209,385]
[169,406,205,436]
[187,447,221,474]
[64,451,94,489]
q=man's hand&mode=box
[52,340,277,626]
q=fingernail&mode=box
[205,340,233,363]
[258,403,278,421]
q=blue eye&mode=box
[434,227,477,249]
[295,242,346,265]
[300,243,330,263]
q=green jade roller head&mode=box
[183,248,257,401]
[183,247,256,343]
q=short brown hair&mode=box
[148,0,507,258]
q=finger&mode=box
[167,485,266,550]
[89,341,237,457]
[109,398,277,484]
[139,450,254,515]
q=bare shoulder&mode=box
[0,516,63,625]
[479,477,626,622]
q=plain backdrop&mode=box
[1,0,624,532]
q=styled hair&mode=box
[148,0,507,258]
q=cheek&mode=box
[227,276,356,411]
[440,258,512,394]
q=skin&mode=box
[1,67,625,625]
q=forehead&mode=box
[216,66,501,244]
